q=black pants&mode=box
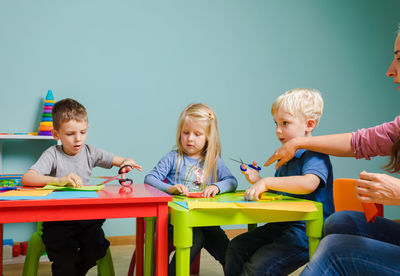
[42,219,110,276]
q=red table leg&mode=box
[156,204,168,276]
[0,223,3,274]
[136,218,144,276]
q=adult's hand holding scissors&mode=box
[356,171,400,205]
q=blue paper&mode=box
[0,191,99,201]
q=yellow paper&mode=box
[235,201,317,212]
[187,202,238,210]
[186,201,317,212]
[0,189,53,197]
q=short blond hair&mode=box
[271,88,324,124]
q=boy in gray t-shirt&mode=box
[22,98,142,276]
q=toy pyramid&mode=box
[38,90,55,136]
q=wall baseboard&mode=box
[108,228,248,246]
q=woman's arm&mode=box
[265,133,354,169]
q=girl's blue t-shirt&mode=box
[145,151,238,194]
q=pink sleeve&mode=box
[351,116,400,160]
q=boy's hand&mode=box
[168,184,189,196]
[244,180,268,201]
[58,173,83,188]
[202,185,219,198]
[121,159,142,172]
[242,162,261,184]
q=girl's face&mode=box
[273,108,312,144]
[180,117,208,158]
[387,34,400,90]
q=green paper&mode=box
[39,185,104,191]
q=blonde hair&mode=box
[271,88,324,124]
[175,103,221,186]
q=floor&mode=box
[2,244,304,275]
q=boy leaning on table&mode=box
[21,98,141,276]
[224,88,334,276]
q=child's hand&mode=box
[202,185,219,198]
[121,159,142,172]
[168,184,189,196]
[58,173,83,188]
[244,180,268,201]
[242,162,261,184]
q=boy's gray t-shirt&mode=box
[30,144,115,185]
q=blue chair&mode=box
[22,222,115,276]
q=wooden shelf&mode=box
[0,135,54,140]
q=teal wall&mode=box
[1,0,400,241]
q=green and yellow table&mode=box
[169,192,323,276]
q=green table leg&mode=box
[144,217,156,276]
[174,225,193,276]
[305,206,323,258]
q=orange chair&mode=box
[333,178,383,220]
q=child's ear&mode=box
[305,118,316,133]
[52,129,60,140]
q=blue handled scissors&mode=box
[230,158,262,172]
[94,165,134,186]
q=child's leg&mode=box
[42,221,81,276]
[225,222,308,276]
[76,220,110,276]
[200,226,229,266]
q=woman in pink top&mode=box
[265,26,400,275]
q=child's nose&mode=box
[386,59,397,77]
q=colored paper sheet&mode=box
[235,201,318,212]
[39,185,104,191]
[235,192,283,201]
[0,189,53,197]
[0,191,99,200]
[186,201,317,212]
[362,203,379,223]
[46,191,99,199]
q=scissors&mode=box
[94,164,134,187]
[230,158,262,172]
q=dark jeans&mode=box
[168,224,229,276]
[225,222,308,276]
[42,219,110,276]
[301,211,400,276]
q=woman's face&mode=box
[387,34,400,90]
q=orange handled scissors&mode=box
[95,165,133,186]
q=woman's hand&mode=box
[356,171,400,205]
[264,139,298,169]
[202,185,219,198]
[168,184,189,196]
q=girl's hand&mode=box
[243,162,261,184]
[168,184,189,196]
[121,159,142,172]
[58,173,83,188]
[356,171,400,205]
[264,139,298,169]
[202,185,219,198]
[244,179,268,201]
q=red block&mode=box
[12,244,21,257]
[20,241,28,255]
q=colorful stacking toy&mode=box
[38,90,55,136]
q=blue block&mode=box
[3,238,13,246]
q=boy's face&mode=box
[273,108,313,144]
[52,119,89,156]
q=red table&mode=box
[0,184,172,275]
